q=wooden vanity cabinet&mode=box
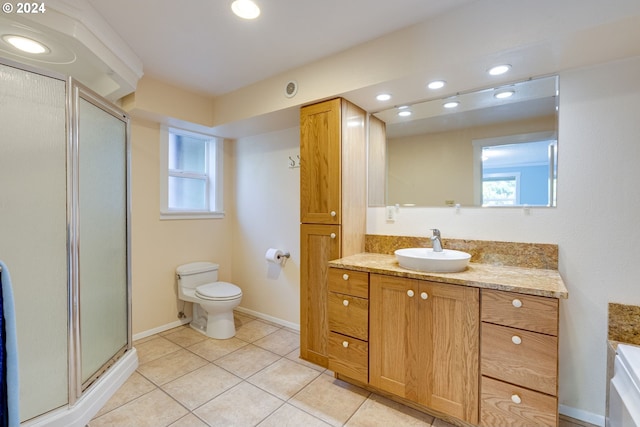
[327,268,369,383]
[299,98,366,367]
[369,274,480,424]
[480,289,560,427]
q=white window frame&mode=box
[160,125,224,220]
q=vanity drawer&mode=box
[328,331,368,384]
[481,322,557,395]
[480,376,558,427]
[328,292,368,341]
[482,289,558,336]
[329,268,369,299]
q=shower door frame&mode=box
[66,79,133,404]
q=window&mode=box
[160,126,223,219]
[482,172,520,206]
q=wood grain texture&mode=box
[480,376,558,427]
[328,268,368,298]
[328,292,368,341]
[481,322,558,395]
[299,224,340,367]
[482,289,558,335]
[328,332,368,384]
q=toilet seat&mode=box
[195,282,242,301]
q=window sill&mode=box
[160,210,225,220]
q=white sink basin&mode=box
[394,248,471,273]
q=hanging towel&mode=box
[0,261,19,427]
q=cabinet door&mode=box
[369,274,419,399]
[300,224,341,367]
[419,281,479,424]
[300,98,341,224]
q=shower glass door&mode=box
[75,86,130,389]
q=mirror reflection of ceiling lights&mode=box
[231,0,261,20]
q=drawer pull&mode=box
[343,299,349,307]
[330,210,337,217]
[512,298,523,308]
[330,233,336,239]
[511,335,522,345]
[421,292,428,300]
[342,273,349,281]
[407,290,415,297]
[511,394,522,404]
[342,341,349,348]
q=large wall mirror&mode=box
[369,75,558,208]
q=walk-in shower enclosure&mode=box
[0,59,132,422]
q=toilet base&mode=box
[189,302,237,340]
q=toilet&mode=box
[176,262,243,339]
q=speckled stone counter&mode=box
[329,252,568,299]
[609,303,640,345]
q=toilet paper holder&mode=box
[265,248,290,265]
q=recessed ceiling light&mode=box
[443,101,460,109]
[2,35,49,54]
[494,89,515,99]
[398,111,412,117]
[488,64,511,76]
[376,93,391,101]
[231,0,260,19]
[427,80,446,90]
[398,105,409,110]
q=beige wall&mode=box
[129,118,234,335]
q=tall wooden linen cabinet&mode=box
[300,98,367,367]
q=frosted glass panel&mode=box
[0,63,68,419]
[78,98,128,384]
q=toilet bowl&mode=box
[176,262,242,339]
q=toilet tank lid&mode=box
[176,262,219,276]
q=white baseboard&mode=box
[132,318,191,341]
[560,404,605,427]
[235,306,300,331]
[22,349,138,427]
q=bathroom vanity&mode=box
[327,246,568,427]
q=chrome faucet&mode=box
[431,229,443,252]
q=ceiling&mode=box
[87,0,477,97]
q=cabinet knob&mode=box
[512,299,523,308]
[511,394,522,404]
[330,233,336,239]
[421,292,428,300]
[511,335,522,345]
[407,290,415,297]
[343,299,349,307]
[330,211,337,217]
[342,273,349,281]
[342,341,349,348]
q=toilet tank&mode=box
[176,262,219,289]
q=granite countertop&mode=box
[329,252,568,299]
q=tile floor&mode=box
[89,312,594,427]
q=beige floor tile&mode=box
[187,336,248,361]
[138,348,208,385]
[135,336,182,364]
[248,357,322,400]
[253,328,300,356]
[163,326,208,348]
[284,348,327,372]
[345,393,434,427]
[290,373,370,427]
[94,372,157,417]
[234,319,280,342]
[234,310,256,325]
[168,413,209,427]
[432,418,457,427]
[214,344,280,378]
[194,382,283,427]
[257,403,332,427]
[163,363,242,410]
[89,388,188,427]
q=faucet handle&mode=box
[431,228,441,237]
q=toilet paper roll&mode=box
[265,248,284,264]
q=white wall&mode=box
[368,56,640,424]
[231,127,301,327]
